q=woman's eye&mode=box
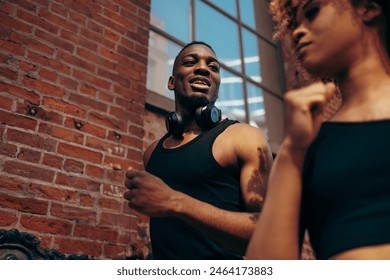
[305,6,319,21]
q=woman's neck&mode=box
[330,42,390,121]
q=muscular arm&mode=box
[245,142,305,259]
[126,125,272,256]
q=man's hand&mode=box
[124,170,181,217]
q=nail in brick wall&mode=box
[0,0,151,259]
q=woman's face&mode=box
[292,0,364,77]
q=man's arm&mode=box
[124,124,273,256]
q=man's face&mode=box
[168,44,221,110]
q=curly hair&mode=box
[270,0,390,118]
[270,0,390,48]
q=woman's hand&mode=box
[283,82,337,150]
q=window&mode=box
[147,0,285,151]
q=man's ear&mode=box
[361,0,383,23]
[168,76,175,90]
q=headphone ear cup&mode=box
[165,112,184,137]
[195,104,222,129]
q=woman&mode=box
[246,0,390,259]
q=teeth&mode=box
[193,80,207,85]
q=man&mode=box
[124,41,273,259]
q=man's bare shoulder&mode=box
[143,139,160,167]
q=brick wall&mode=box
[0,0,150,259]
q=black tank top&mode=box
[146,119,244,259]
[302,120,390,259]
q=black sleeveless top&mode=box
[146,119,244,259]
[302,120,390,259]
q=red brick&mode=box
[0,36,25,58]
[55,173,101,192]
[39,67,57,81]
[17,9,58,34]
[58,142,102,164]
[85,136,109,152]
[54,237,102,257]
[3,160,55,182]
[102,183,125,198]
[106,169,125,184]
[51,203,96,222]
[79,84,97,97]
[72,68,111,90]
[74,224,118,242]
[64,118,106,139]
[0,209,18,226]
[51,125,84,144]
[23,77,65,98]
[0,66,18,81]
[98,197,122,211]
[17,147,41,163]
[79,45,115,69]
[64,159,84,174]
[0,1,15,15]
[97,67,130,87]
[100,212,138,229]
[117,230,138,245]
[103,243,127,259]
[29,184,77,202]
[88,112,126,131]
[42,153,63,169]
[7,128,56,151]
[30,106,63,124]
[126,148,142,163]
[0,142,17,157]
[79,193,95,207]
[20,215,73,235]
[38,7,77,32]
[0,193,48,214]
[27,51,71,75]
[68,92,108,112]
[57,49,96,73]
[43,97,85,118]
[104,155,132,172]
[85,164,104,178]
[50,2,68,17]
[9,31,55,55]
[69,10,86,26]
[35,29,76,53]
[91,13,125,34]
[0,107,38,132]
[0,176,30,193]
[0,83,40,104]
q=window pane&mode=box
[239,0,256,29]
[247,82,267,136]
[207,0,236,17]
[242,28,261,83]
[215,68,245,122]
[258,39,282,95]
[147,31,181,99]
[151,0,190,43]
[195,0,241,72]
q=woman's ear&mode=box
[167,76,175,90]
[361,0,383,23]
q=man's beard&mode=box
[181,94,213,111]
